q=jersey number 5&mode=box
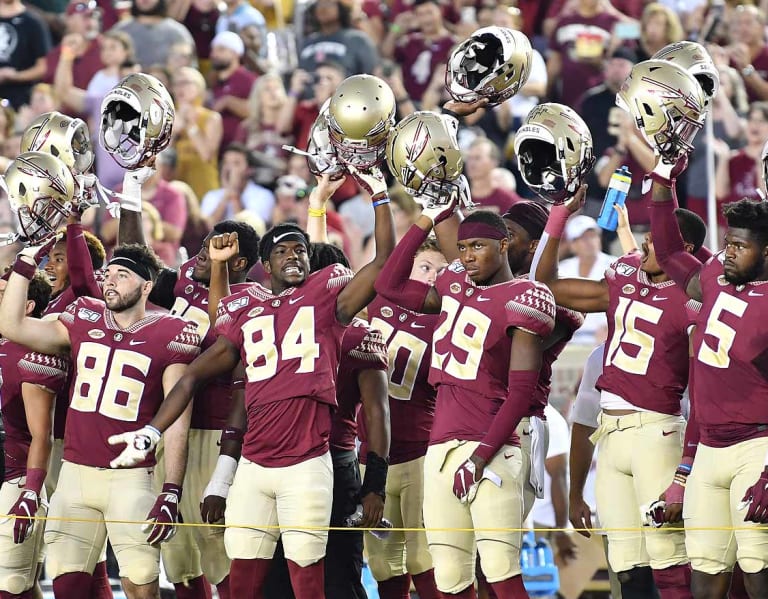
[243,306,320,381]
[697,292,748,369]
[605,297,663,375]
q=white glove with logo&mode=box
[108,425,161,468]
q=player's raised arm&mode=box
[305,174,347,244]
[0,252,71,356]
[334,166,396,325]
[648,157,704,301]
[530,185,610,313]
[65,213,102,299]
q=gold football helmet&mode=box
[616,60,707,162]
[514,103,595,205]
[445,26,532,105]
[4,152,75,244]
[284,99,346,180]
[21,111,94,174]
[327,74,396,169]
[99,72,175,168]
[386,111,464,204]
[651,41,719,109]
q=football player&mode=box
[375,206,557,598]
[0,241,202,599]
[649,147,768,597]
[113,166,395,599]
[0,271,69,598]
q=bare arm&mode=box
[0,270,70,355]
[166,0,193,20]
[545,51,562,99]
[359,369,390,460]
[306,175,347,244]
[547,452,578,563]
[52,52,86,113]
[160,363,193,485]
[21,383,55,476]
[186,111,223,163]
[569,422,596,537]
[8,57,47,84]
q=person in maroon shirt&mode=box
[465,138,519,215]
[534,185,707,599]
[0,272,69,599]
[209,31,257,157]
[0,244,202,599]
[375,208,556,598]
[650,156,768,599]
[727,4,768,104]
[136,167,395,599]
[364,237,446,599]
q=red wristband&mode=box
[12,258,36,280]
[25,468,46,494]
[544,205,572,239]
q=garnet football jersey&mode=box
[428,261,556,445]
[215,264,354,466]
[330,318,388,452]
[0,339,68,481]
[171,258,251,429]
[597,252,699,415]
[364,295,439,464]
[692,255,768,446]
[59,297,201,468]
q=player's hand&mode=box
[4,490,41,543]
[741,468,768,523]
[347,165,387,199]
[443,97,490,117]
[309,173,347,209]
[209,231,239,263]
[17,234,61,266]
[420,193,458,227]
[650,152,689,188]
[143,484,181,545]
[108,425,161,468]
[568,494,593,537]
[553,531,578,565]
[200,494,227,524]
[120,166,155,212]
[453,458,482,503]
[614,202,630,230]
[563,183,588,214]
[359,492,385,529]
[661,471,687,524]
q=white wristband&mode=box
[119,174,143,212]
[202,455,238,500]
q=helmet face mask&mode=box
[617,60,707,162]
[21,111,94,175]
[3,152,75,245]
[445,26,532,105]
[327,74,396,170]
[99,73,175,169]
[514,103,595,205]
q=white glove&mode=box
[420,194,458,226]
[201,455,238,501]
[119,167,156,212]
[17,234,62,265]
[464,467,502,505]
[108,425,161,468]
[347,165,387,198]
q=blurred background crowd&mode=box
[0,0,765,349]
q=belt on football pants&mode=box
[589,410,674,445]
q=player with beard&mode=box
[112,166,395,599]
[0,243,202,599]
[532,185,706,599]
[375,207,556,599]
[650,156,768,599]
[153,220,260,599]
[0,271,69,599]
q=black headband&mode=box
[108,256,153,281]
[262,230,308,259]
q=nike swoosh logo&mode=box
[662,430,676,436]
[410,322,425,329]
[652,296,667,302]
[202,298,209,305]
[0,354,6,357]
[273,232,297,243]
[477,296,491,302]
[129,340,146,346]
[749,290,764,297]
[289,296,304,305]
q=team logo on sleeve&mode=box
[615,263,637,277]
[622,284,635,294]
[380,306,393,318]
[450,283,462,294]
[185,284,194,295]
[77,308,101,322]
[88,329,106,339]
[227,297,249,312]
[248,307,264,317]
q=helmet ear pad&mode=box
[517,138,555,186]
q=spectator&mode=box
[200,143,275,225]
[240,22,272,74]
[165,40,197,72]
[168,0,219,75]
[382,0,455,105]
[209,30,257,155]
[714,100,768,228]
[112,0,195,69]
[216,0,267,48]
[559,215,614,346]
[0,0,51,109]
[298,0,379,77]
[234,71,291,187]
[44,0,103,119]
[140,200,176,265]
[726,4,768,104]
[464,137,519,214]
[491,167,519,195]
[634,2,685,62]
[171,65,222,201]
[54,29,135,190]
[579,45,637,213]
[546,0,621,106]
[16,83,59,130]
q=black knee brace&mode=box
[617,566,661,599]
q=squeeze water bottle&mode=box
[596,165,632,231]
